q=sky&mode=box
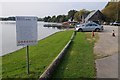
[0,0,111,2]
[0,1,109,18]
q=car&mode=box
[113,21,120,26]
[110,21,120,26]
[75,21,104,32]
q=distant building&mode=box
[85,10,106,24]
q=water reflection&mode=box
[1,21,61,56]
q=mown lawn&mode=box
[52,32,98,78]
[2,30,73,79]
[0,57,2,79]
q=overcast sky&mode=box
[0,2,108,18]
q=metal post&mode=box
[26,45,29,74]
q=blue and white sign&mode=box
[16,16,38,46]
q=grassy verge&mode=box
[0,57,2,79]
[2,30,73,79]
[52,32,98,78]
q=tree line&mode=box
[43,9,91,23]
[0,17,43,21]
[0,9,90,22]
[0,17,15,21]
[102,2,120,22]
[43,2,120,23]
[1,2,119,23]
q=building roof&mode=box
[85,10,99,22]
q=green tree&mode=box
[74,12,81,21]
[74,9,90,21]
[51,15,56,22]
[68,10,78,21]
[56,15,62,22]
[102,2,120,22]
[60,15,68,22]
[56,15,68,23]
[8,17,15,21]
[43,16,51,22]
[38,18,43,21]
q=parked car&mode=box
[75,21,104,32]
[113,21,120,26]
[110,21,120,26]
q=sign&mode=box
[16,16,38,46]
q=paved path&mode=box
[95,54,118,78]
[94,25,118,78]
[94,25,118,57]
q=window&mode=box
[86,24,92,26]
[92,24,97,26]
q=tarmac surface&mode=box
[94,25,118,78]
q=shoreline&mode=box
[2,30,73,78]
[1,30,63,57]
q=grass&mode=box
[0,57,2,79]
[52,32,98,78]
[2,30,73,79]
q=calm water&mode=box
[0,21,61,56]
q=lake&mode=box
[0,21,61,56]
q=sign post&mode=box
[26,45,29,74]
[16,16,38,74]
